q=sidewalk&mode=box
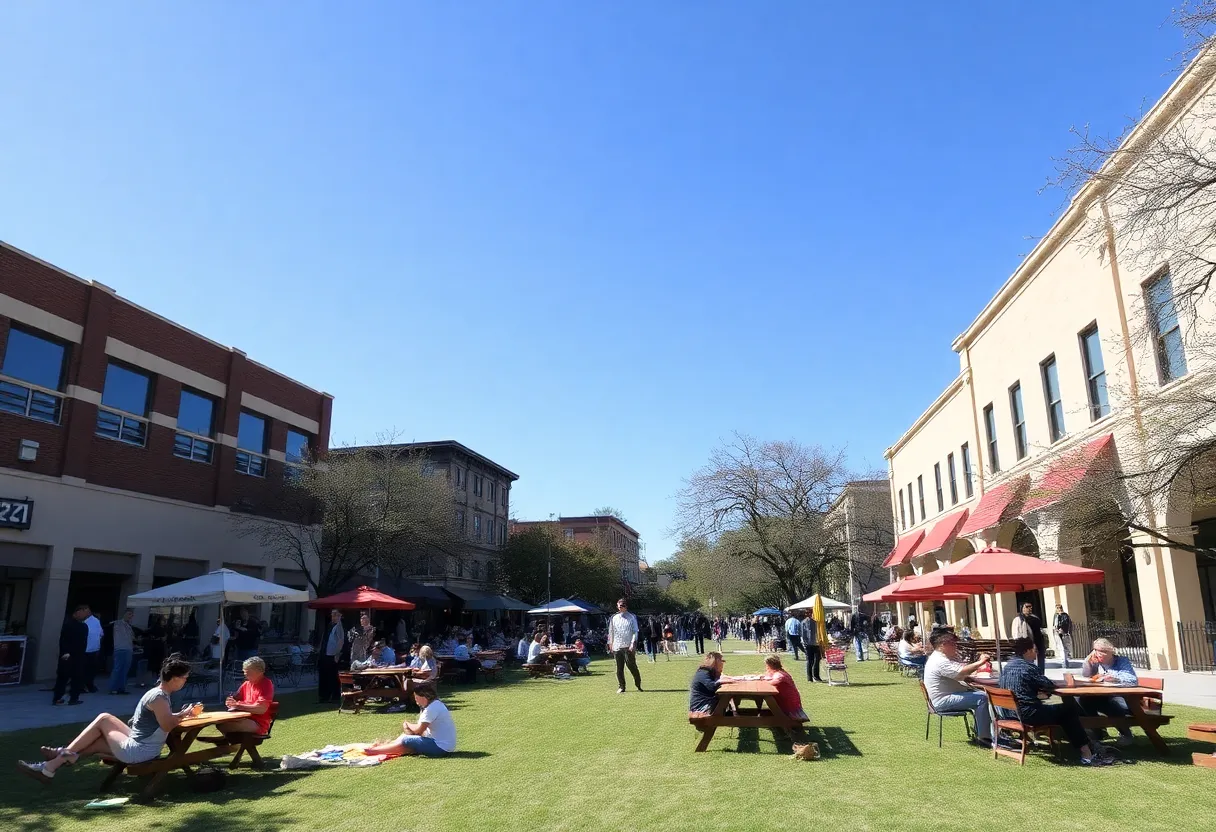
[0,676,318,734]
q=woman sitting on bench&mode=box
[218,656,275,737]
[761,654,807,721]
[18,658,201,783]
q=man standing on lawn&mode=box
[608,597,643,694]
[784,612,802,661]
[1053,604,1074,669]
[318,609,345,704]
[800,612,822,682]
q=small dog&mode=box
[791,742,820,761]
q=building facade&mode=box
[882,57,1216,670]
[512,515,643,586]
[0,243,332,679]
[825,480,894,610]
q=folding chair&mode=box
[824,647,849,686]
[919,681,973,747]
[984,687,1061,765]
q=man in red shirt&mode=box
[220,656,275,737]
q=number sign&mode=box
[0,498,33,530]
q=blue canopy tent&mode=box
[752,607,783,616]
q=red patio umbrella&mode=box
[893,547,1104,664]
[307,585,416,610]
[863,577,973,642]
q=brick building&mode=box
[0,242,331,680]
[512,514,642,585]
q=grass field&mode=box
[3,641,1216,831]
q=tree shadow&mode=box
[803,725,863,758]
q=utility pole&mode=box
[546,512,555,607]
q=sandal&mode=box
[16,760,55,784]
[40,747,78,764]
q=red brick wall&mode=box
[108,302,229,383]
[244,362,322,430]
[85,427,215,506]
[0,247,90,324]
[0,409,68,478]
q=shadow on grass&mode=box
[832,681,900,688]
[803,725,863,758]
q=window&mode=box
[456,509,465,532]
[473,514,482,541]
[563,528,574,540]
[917,476,925,522]
[1009,383,1027,460]
[1145,271,1188,383]
[235,411,268,477]
[978,593,989,627]
[898,490,907,530]
[1079,324,1110,421]
[489,481,497,502]
[473,474,483,497]
[1040,355,1065,443]
[499,522,507,545]
[96,361,151,446]
[501,486,508,507]
[961,443,973,498]
[0,325,68,424]
[934,463,944,513]
[906,484,915,525]
[285,429,311,464]
[454,467,466,488]
[947,453,958,505]
[173,388,215,463]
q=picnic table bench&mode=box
[689,680,808,752]
[100,711,248,802]
[341,668,417,714]
[1187,723,1216,768]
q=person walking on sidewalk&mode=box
[608,598,642,693]
[54,606,89,705]
[108,609,140,694]
[800,612,822,682]
[1053,604,1074,669]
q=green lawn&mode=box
[3,642,1216,831]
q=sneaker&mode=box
[1115,733,1134,748]
[1081,754,1113,767]
[617,688,625,694]
[16,761,55,783]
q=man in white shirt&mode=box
[924,631,993,746]
[83,606,103,693]
[517,634,531,661]
[364,683,456,757]
[318,609,345,704]
[608,598,642,694]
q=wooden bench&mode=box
[523,662,555,677]
[99,712,247,802]
[1187,723,1216,768]
[341,670,414,714]
[196,701,280,768]
[690,681,808,752]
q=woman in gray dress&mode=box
[17,657,201,783]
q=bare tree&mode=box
[672,433,858,608]
[592,506,627,522]
[232,440,468,599]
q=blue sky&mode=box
[0,3,1188,564]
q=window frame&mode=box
[1009,382,1028,461]
[173,387,217,464]
[947,452,958,505]
[1144,270,1188,384]
[917,475,926,522]
[95,360,153,447]
[906,484,915,525]
[934,463,944,513]
[473,514,482,541]
[898,489,907,529]
[1078,323,1110,421]
[961,443,973,498]
[0,325,70,425]
[234,409,270,478]
[983,405,1000,473]
[1040,354,1066,443]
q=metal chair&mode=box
[919,681,973,747]
[824,647,850,686]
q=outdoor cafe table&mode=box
[968,676,1171,754]
[100,710,247,801]
[345,667,416,713]
[689,680,806,752]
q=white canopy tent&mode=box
[526,599,594,616]
[127,569,310,697]
[785,594,851,612]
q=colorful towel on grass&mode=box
[280,744,389,770]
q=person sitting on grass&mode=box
[363,683,455,757]
[218,656,274,737]
[1078,638,1138,748]
[999,637,1113,767]
[761,654,807,721]
[898,630,928,669]
[18,658,202,783]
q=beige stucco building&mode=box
[883,54,1216,670]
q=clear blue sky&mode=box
[0,3,1187,564]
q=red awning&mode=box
[908,509,970,560]
[307,585,416,610]
[958,475,1030,536]
[1022,433,1116,514]
[881,530,925,569]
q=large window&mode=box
[499,522,507,546]
[1040,355,1065,443]
[473,514,482,541]
[456,509,465,532]
[488,481,497,503]
[917,475,926,522]
[96,361,151,446]
[0,326,69,424]
[473,474,483,497]
[961,443,973,498]
[906,484,915,525]
[1079,324,1110,421]
[934,463,944,513]
[983,405,1000,473]
[1009,383,1027,461]
[947,453,958,505]
[501,486,508,507]
[898,490,907,530]
[174,388,215,463]
[1145,271,1188,383]
[235,411,268,477]
[286,429,310,464]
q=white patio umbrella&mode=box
[127,569,310,698]
[525,598,591,616]
[785,594,851,612]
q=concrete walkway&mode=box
[0,675,318,734]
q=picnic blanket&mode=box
[280,744,390,770]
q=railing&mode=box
[1070,620,1151,670]
[1178,621,1216,673]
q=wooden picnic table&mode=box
[967,677,1173,754]
[689,680,807,753]
[343,667,416,714]
[101,711,247,801]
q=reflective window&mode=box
[2,326,68,390]
[1009,383,1027,460]
[1079,325,1110,420]
[237,411,267,454]
[1146,271,1188,382]
[1041,356,1065,443]
[101,362,151,416]
[286,429,311,464]
[177,389,215,437]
